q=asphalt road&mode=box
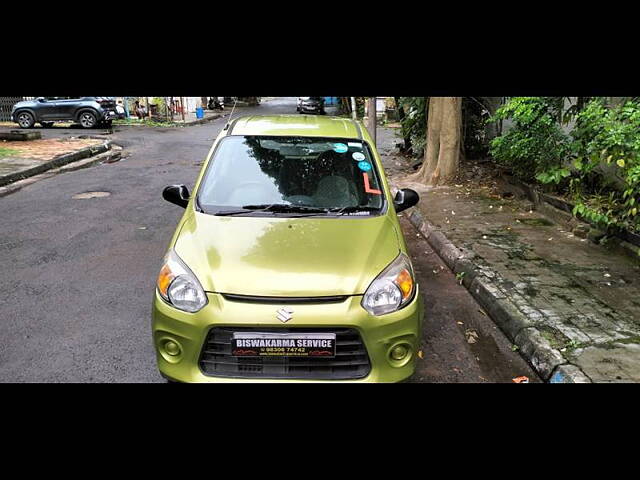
[0,97,538,382]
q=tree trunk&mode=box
[365,97,376,145]
[413,97,462,186]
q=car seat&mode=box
[313,176,359,208]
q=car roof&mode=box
[228,115,362,139]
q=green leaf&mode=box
[617,159,626,167]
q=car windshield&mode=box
[197,135,385,216]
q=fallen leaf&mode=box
[417,350,424,359]
[478,309,486,316]
[512,376,530,384]
[465,329,479,344]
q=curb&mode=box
[503,171,640,259]
[405,207,592,383]
[0,140,112,189]
[182,113,224,126]
[113,113,223,128]
[0,147,122,198]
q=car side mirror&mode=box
[393,188,419,213]
[163,185,190,208]
[37,97,46,102]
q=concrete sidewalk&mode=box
[0,137,112,190]
[113,110,224,127]
[168,110,224,125]
[378,125,640,383]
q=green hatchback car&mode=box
[152,115,423,382]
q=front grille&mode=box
[199,327,371,380]
[221,294,348,305]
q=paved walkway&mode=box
[378,125,640,382]
[0,138,102,161]
[0,138,104,180]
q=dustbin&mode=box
[196,107,204,119]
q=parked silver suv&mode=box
[11,97,118,129]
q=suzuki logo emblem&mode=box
[276,307,294,323]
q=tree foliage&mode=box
[489,97,640,233]
[489,97,571,184]
[569,99,640,232]
[398,97,428,155]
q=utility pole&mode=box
[165,97,169,122]
[365,97,377,145]
[351,97,357,120]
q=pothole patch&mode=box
[72,191,111,199]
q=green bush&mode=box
[398,97,427,156]
[569,99,640,233]
[488,97,571,183]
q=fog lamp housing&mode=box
[164,340,181,356]
[391,344,409,361]
[388,342,413,367]
[158,337,183,363]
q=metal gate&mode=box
[0,97,34,122]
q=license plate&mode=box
[232,332,336,358]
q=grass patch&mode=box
[0,146,20,158]
[113,118,182,128]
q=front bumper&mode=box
[151,288,423,383]
[300,105,322,113]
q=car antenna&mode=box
[223,97,238,131]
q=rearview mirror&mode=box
[393,188,419,213]
[163,185,190,208]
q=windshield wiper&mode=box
[212,209,254,216]
[327,206,380,215]
[242,204,330,214]
[212,204,329,217]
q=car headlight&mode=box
[362,253,416,316]
[156,249,207,313]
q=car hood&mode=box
[173,212,401,297]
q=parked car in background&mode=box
[297,97,325,114]
[11,97,119,129]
